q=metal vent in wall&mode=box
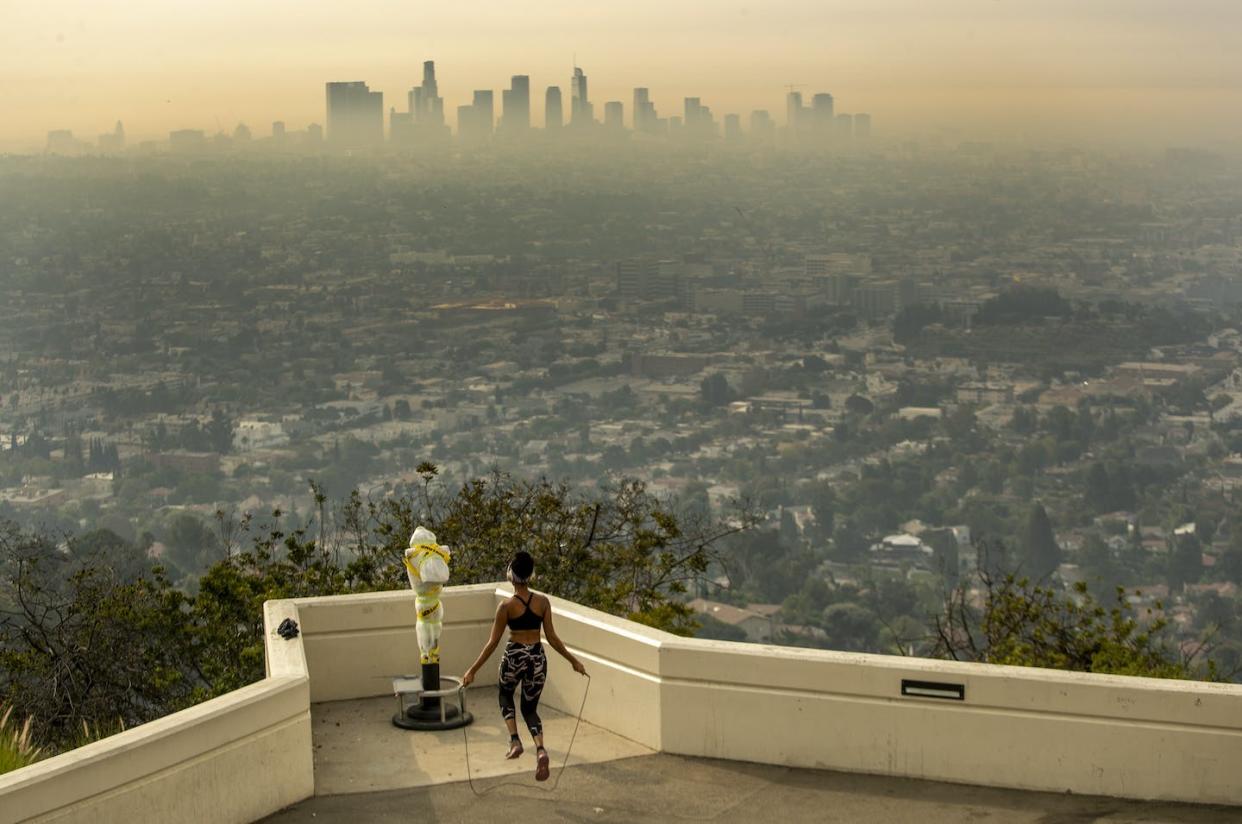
[900,679,966,701]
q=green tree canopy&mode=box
[931,559,1214,680]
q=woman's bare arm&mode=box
[462,603,507,685]
[542,602,586,674]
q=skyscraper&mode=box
[834,113,854,139]
[749,110,775,145]
[786,91,805,132]
[46,130,78,154]
[458,90,494,144]
[684,97,715,139]
[570,66,593,127]
[407,61,446,129]
[604,101,624,130]
[169,129,206,152]
[854,113,872,138]
[633,88,658,133]
[473,90,494,134]
[421,61,443,125]
[812,93,835,139]
[325,81,383,148]
[390,107,414,145]
[455,104,475,141]
[98,121,125,152]
[545,86,563,130]
[723,114,742,143]
[501,75,531,133]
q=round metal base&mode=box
[392,706,474,731]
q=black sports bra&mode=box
[507,592,544,631]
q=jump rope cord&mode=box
[462,673,591,797]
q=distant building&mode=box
[629,353,712,378]
[785,91,805,132]
[604,101,624,130]
[805,253,871,277]
[473,90,495,134]
[271,121,286,141]
[683,97,715,139]
[234,421,289,452]
[1115,362,1201,385]
[812,93,835,139]
[545,86,563,130]
[325,81,383,148]
[169,129,207,152]
[749,110,774,144]
[45,130,78,154]
[686,598,775,642]
[402,60,449,144]
[633,87,658,133]
[870,534,934,568]
[570,66,593,126]
[834,113,853,139]
[98,121,125,152]
[854,113,872,138]
[501,75,531,133]
[455,90,496,145]
[723,114,742,143]
[851,280,899,320]
[742,292,777,314]
[430,299,556,323]
[956,382,1015,405]
[617,259,687,305]
[389,108,414,145]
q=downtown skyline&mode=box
[41,60,873,153]
[4,1,1241,151]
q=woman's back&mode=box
[505,591,545,638]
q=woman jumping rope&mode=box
[461,551,587,781]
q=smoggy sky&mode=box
[3,0,1241,150]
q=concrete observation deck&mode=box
[3,583,1242,823]
[271,688,1239,823]
[305,687,650,795]
[268,753,1240,823]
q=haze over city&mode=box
[6,3,1242,819]
[4,0,1242,150]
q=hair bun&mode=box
[509,550,535,581]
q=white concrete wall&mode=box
[530,589,666,750]
[656,639,1242,805]
[293,583,500,703]
[5,582,1242,818]
[293,584,1242,805]
[0,601,313,824]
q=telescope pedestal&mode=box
[392,663,473,731]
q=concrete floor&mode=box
[307,685,652,795]
[265,751,1242,824]
[267,685,1242,823]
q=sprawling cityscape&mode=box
[43,61,872,154]
[5,132,1242,664]
[5,3,1242,815]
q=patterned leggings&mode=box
[498,641,547,737]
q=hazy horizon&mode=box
[3,0,1242,151]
